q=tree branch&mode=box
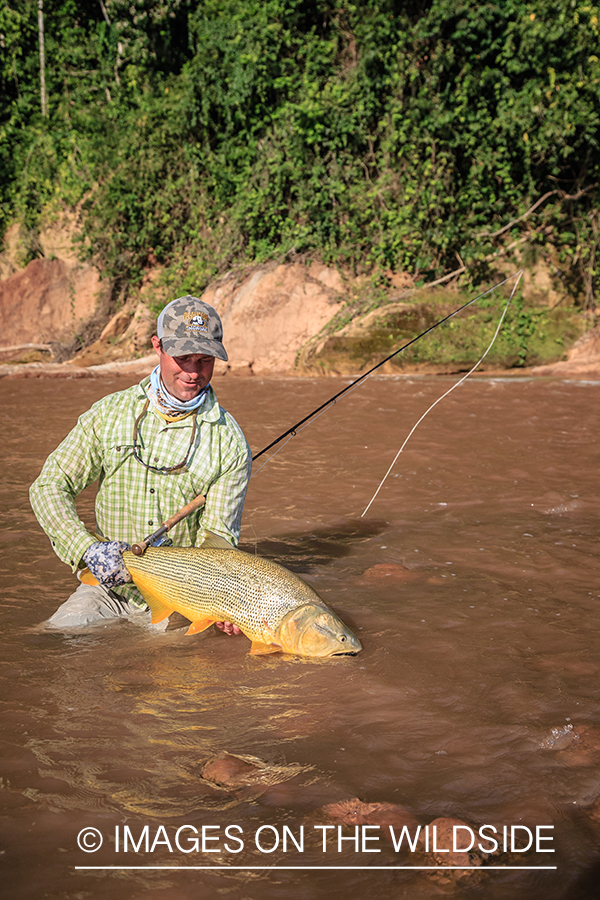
[421,233,537,291]
[98,0,111,26]
[475,191,558,239]
[475,184,597,240]
[38,0,47,116]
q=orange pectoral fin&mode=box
[249,641,282,656]
[186,618,216,636]
[148,603,172,624]
[78,567,99,586]
[127,570,174,623]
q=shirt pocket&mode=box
[102,442,137,477]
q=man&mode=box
[30,296,252,631]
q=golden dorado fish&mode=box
[121,544,362,658]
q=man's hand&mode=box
[215,622,242,636]
[82,540,132,588]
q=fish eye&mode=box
[339,635,347,642]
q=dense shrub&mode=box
[1,0,598,302]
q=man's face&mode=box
[151,335,215,402]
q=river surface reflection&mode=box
[1,373,599,899]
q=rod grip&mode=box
[163,493,206,530]
[131,494,207,556]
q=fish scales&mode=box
[73,534,360,656]
[123,547,328,641]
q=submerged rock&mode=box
[427,817,484,870]
[418,817,491,886]
[550,725,600,766]
[358,563,419,583]
[540,723,577,751]
[585,794,600,825]
[201,752,264,786]
[200,751,311,798]
[322,797,419,828]
[321,802,488,882]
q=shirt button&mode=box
[149,489,155,494]
[116,446,121,451]
[148,521,154,526]
[154,457,160,462]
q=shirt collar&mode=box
[138,377,221,425]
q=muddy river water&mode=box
[1,373,599,900]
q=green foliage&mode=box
[310,287,585,373]
[1,0,599,310]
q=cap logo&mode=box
[184,310,209,334]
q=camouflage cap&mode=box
[156,296,228,361]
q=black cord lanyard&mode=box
[132,399,198,475]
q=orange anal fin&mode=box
[186,618,216,636]
[250,641,282,656]
[78,567,99,587]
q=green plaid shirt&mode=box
[30,377,252,605]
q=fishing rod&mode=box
[103,270,520,562]
[252,271,522,463]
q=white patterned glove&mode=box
[82,541,132,588]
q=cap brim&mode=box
[161,337,228,362]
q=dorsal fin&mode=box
[198,530,234,550]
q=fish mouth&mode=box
[331,650,360,657]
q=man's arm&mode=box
[30,406,104,571]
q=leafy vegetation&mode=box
[1,0,599,307]
[300,285,586,373]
